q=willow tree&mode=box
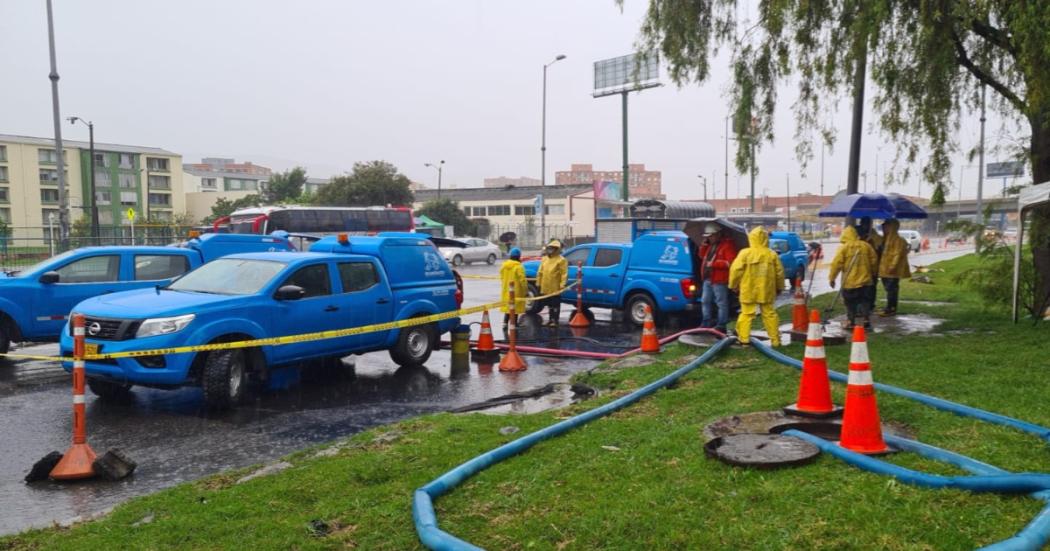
[631,1,1050,302]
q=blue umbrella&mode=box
[818,192,927,219]
[818,193,895,218]
[885,193,928,219]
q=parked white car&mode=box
[439,238,501,266]
[898,230,922,252]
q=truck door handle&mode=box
[610,274,619,278]
[376,298,390,304]
[324,305,339,312]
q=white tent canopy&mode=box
[1012,181,1050,322]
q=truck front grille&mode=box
[80,317,140,341]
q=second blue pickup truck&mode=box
[0,232,294,353]
[523,232,700,325]
[61,233,463,409]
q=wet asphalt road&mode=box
[0,244,972,535]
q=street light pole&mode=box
[68,117,98,238]
[541,54,566,245]
[697,175,707,201]
[424,160,445,199]
[46,0,70,245]
[976,83,987,251]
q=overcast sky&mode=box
[1,0,1024,201]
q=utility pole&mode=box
[976,83,987,251]
[724,116,729,201]
[46,0,69,245]
[786,172,791,230]
[750,138,756,214]
[820,143,825,198]
[621,91,629,203]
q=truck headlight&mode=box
[136,314,195,338]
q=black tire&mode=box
[0,323,10,356]
[525,283,542,314]
[202,349,249,410]
[389,323,435,366]
[87,379,132,401]
[486,253,497,265]
[452,254,464,267]
[625,293,656,326]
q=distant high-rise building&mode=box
[555,163,663,199]
[483,176,541,188]
[184,157,272,177]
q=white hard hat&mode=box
[705,222,721,234]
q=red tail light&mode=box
[453,270,464,307]
[680,277,697,300]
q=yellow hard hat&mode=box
[548,239,562,249]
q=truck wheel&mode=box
[452,254,464,267]
[486,253,497,265]
[87,379,133,401]
[202,350,249,410]
[0,324,10,355]
[525,284,542,314]
[390,323,435,366]
[626,293,656,326]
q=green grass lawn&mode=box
[5,254,1050,550]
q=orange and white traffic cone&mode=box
[472,310,500,361]
[50,314,97,480]
[640,305,661,354]
[568,262,591,328]
[498,282,528,372]
[784,309,843,418]
[791,279,808,333]
[839,325,890,454]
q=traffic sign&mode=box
[126,208,136,222]
[987,161,1024,179]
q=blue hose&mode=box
[750,339,1050,442]
[413,337,735,550]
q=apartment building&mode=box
[555,163,664,199]
[0,134,184,238]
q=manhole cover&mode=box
[679,333,721,348]
[704,433,820,468]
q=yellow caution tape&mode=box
[0,283,578,364]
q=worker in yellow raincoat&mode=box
[877,219,911,316]
[499,248,528,331]
[536,240,568,326]
[728,226,785,346]
[829,225,879,329]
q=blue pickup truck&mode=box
[61,233,462,409]
[523,232,699,325]
[769,231,810,286]
[0,232,294,353]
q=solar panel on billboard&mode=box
[593,53,660,97]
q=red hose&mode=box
[482,327,727,360]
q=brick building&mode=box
[184,157,271,177]
[555,163,663,199]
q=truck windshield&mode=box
[169,259,286,295]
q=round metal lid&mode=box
[703,433,820,468]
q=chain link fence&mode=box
[1,225,196,271]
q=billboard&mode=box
[593,53,661,97]
[987,161,1025,178]
[593,180,623,201]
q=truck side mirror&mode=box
[275,285,305,301]
[40,271,60,284]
